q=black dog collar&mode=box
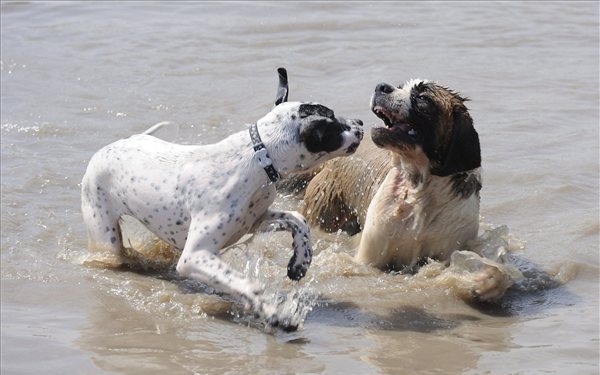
[249,123,280,183]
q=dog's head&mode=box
[253,68,363,177]
[370,79,481,178]
[257,101,364,175]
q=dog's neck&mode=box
[250,118,312,180]
[249,123,280,183]
[390,149,482,199]
[391,149,430,188]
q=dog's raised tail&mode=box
[142,121,171,136]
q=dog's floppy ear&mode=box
[274,67,289,107]
[434,104,481,176]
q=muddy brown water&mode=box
[1,2,598,374]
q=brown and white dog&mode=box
[300,79,511,301]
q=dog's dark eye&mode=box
[417,94,431,103]
[414,93,431,106]
[300,119,346,153]
[413,93,437,117]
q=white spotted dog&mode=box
[80,68,364,329]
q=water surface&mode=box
[1,2,598,374]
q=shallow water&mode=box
[1,2,598,375]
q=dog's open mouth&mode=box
[373,106,417,138]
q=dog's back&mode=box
[300,140,390,234]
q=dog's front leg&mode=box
[259,209,313,281]
[177,248,262,299]
[175,233,278,322]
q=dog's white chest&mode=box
[357,168,480,268]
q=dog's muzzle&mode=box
[347,118,364,154]
[347,142,360,154]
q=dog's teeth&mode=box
[408,129,416,136]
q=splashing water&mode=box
[77,214,574,331]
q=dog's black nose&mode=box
[375,82,395,94]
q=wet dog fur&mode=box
[299,79,512,301]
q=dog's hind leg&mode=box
[81,182,125,267]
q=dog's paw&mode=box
[287,259,310,281]
[250,298,299,331]
[254,291,315,332]
[270,292,315,331]
[264,311,299,332]
[471,264,512,302]
[286,246,312,281]
[449,250,514,303]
